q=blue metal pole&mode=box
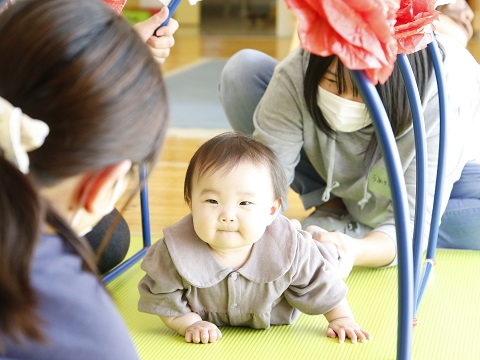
[102,163,152,283]
[416,38,447,308]
[350,69,413,360]
[425,38,447,260]
[103,247,149,283]
[397,53,427,317]
[140,163,152,248]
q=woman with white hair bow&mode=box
[0,0,169,358]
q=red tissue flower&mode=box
[103,0,128,14]
[286,0,440,84]
[394,0,439,54]
[286,0,400,84]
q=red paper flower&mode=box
[103,0,127,14]
[394,0,439,54]
[285,0,400,84]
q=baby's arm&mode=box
[160,313,222,344]
[323,299,371,344]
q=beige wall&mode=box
[276,0,294,37]
[472,0,480,34]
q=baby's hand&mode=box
[326,317,371,344]
[185,321,222,344]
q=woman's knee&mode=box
[450,160,480,199]
[220,49,278,134]
[221,49,253,84]
[438,199,480,249]
[220,49,271,90]
[85,208,131,274]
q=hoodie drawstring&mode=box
[321,137,340,202]
[321,136,372,209]
[357,176,372,209]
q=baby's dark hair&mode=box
[184,132,288,209]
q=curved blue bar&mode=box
[417,260,435,307]
[425,39,447,259]
[350,69,413,360]
[416,38,448,306]
[103,247,149,283]
[397,53,427,316]
[102,163,153,283]
[140,163,152,247]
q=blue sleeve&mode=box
[4,235,139,360]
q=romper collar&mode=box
[163,214,298,287]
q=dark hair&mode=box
[304,48,435,169]
[184,132,288,209]
[0,0,168,344]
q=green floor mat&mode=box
[107,248,480,360]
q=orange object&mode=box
[285,0,440,84]
[394,0,439,54]
[104,0,128,14]
[285,0,400,84]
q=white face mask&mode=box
[317,86,372,133]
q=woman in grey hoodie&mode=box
[219,33,480,278]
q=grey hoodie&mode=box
[253,34,480,261]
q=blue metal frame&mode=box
[156,0,183,30]
[397,53,427,316]
[417,39,447,308]
[350,35,447,360]
[396,40,447,315]
[350,70,413,360]
[103,163,152,283]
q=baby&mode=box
[138,132,371,344]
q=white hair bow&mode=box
[0,97,50,173]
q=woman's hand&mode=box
[185,321,222,344]
[307,225,396,274]
[134,7,179,64]
[306,225,356,279]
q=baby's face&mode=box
[189,161,280,254]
